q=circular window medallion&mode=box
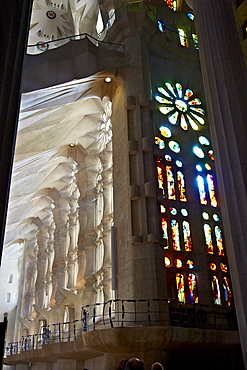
[46,10,56,19]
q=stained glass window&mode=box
[212,276,221,305]
[168,140,180,153]
[174,258,183,268]
[171,219,181,251]
[213,213,220,221]
[220,263,227,273]
[202,212,209,220]
[160,205,166,213]
[165,154,172,161]
[162,218,169,248]
[169,207,177,215]
[207,174,217,207]
[209,262,216,270]
[166,166,176,200]
[215,226,224,255]
[199,136,210,146]
[176,159,183,167]
[204,224,214,254]
[192,34,199,49]
[164,256,171,266]
[155,137,165,149]
[157,166,165,195]
[176,273,185,303]
[178,29,187,47]
[223,277,232,306]
[177,171,187,201]
[193,146,205,158]
[208,150,215,160]
[187,12,194,20]
[183,221,192,251]
[160,126,172,138]
[181,208,188,216]
[155,82,206,130]
[188,273,198,303]
[197,175,207,205]
[187,260,194,269]
[165,0,176,10]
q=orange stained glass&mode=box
[157,166,165,195]
[212,275,221,305]
[177,171,187,201]
[164,257,171,267]
[215,226,224,256]
[166,166,176,200]
[220,263,227,273]
[188,273,198,303]
[207,174,217,207]
[204,224,214,254]
[183,221,192,251]
[171,219,181,251]
[162,218,169,248]
[209,262,216,270]
[223,277,233,306]
[176,273,185,303]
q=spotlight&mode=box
[69,143,75,147]
[104,77,112,83]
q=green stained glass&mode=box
[193,146,205,158]
[155,96,173,104]
[168,111,179,125]
[188,98,202,105]
[190,112,205,125]
[180,114,188,130]
[157,86,171,97]
[169,140,180,153]
[169,207,177,215]
[187,115,199,130]
[165,82,177,97]
[160,126,172,138]
[184,89,193,100]
[176,83,183,98]
[160,106,174,115]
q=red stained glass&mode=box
[177,171,187,201]
[207,174,217,207]
[188,273,198,303]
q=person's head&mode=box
[116,359,128,370]
[151,362,164,370]
[125,358,145,370]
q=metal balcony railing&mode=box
[5,299,238,356]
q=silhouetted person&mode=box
[125,358,145,370]
[116,358,128,370]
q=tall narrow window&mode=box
[5,293,11,303]
[165,0,176,11]
[212,276,221,305]
[197,175,207,205]
[162,218,169,248]
[204,224,214,254]
[223,277,232,306]
[171,219,181,250]
[178,29,187,47]
[8,274,13,283]
[166,166,176,200]
[183,221,192,251]
[192,34,199,49]
[215,226,224,256]
[157,166,165,195]
[207,174,217,207]
[176,273,185,303]
[177,171,187,201]
[188,273,198,303]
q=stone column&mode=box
[192,0,247,366]
[36,226,49,308]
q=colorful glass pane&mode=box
[187,260,194,269]
[166,166,176,200]
[193,146,205,158]
[215,225,224,255]
[165,0,176,11]
[191,107,205,115]
[155,96,173,104]
[204,224,214,254]
[188,273,198,303]
[157,166,165,195]
[199,136,210,146]
[165,154,172,161]
[207,174,217,207]
[187,115,199,130]
[181,208,188,216]
[160,205,166,213]
[187,12,194,20]
[178,28,187,47]
[190,112,205,125]
[209,262,216,270]
[220,263,227,273]
[155,137,165,149]
[164,256,171,267]
[160,126,172,138]
[157,86,171,97]
[202,212,209,220]
[162,218,169,248]
[160,106,174,115]
[188,98,202,106]
[168,111,179,125]
[213,213,220,221]
[176,273,185,303]
[171,219,181,251]
[175,100,188,112]
[208,149,215,160]
[223,277,232,306]
[197,175,207,205]
[184,89,193,100]
[192,34,199,49]
[177,171,187,201]
[158,20,166,32]
[174,258,183,268]
[176,83,183,98]
[183,220,192,251]
[212,276,221,305]
[180,114,188,130]
[205,163,211,170]
[165,82,177,96]
[168,140,180,153]
[196,164,203,172]
[169,207,177,215]
[176,160,183,167]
